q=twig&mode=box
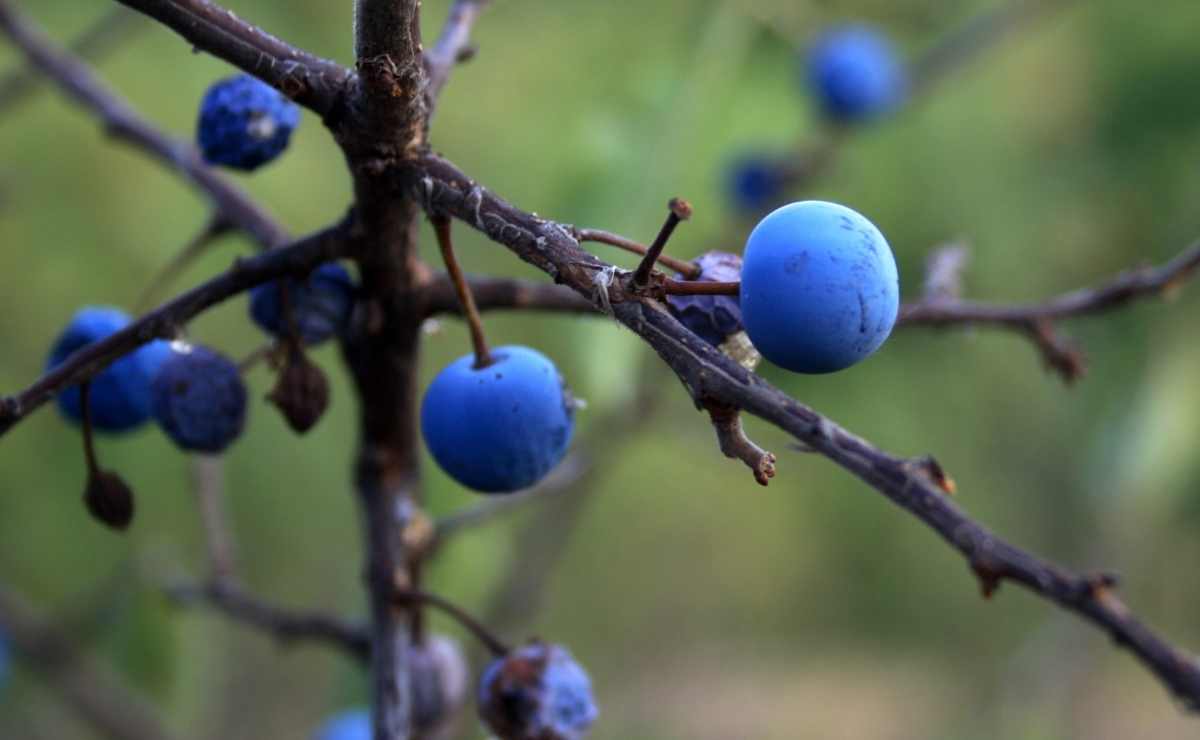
[632,198,693,286]
[431,216,492,367]
[0,7,144,115]
[424,0,492,109]
[704,401,776,486]
[0,218,351,437]
[0,583,178,740]
[112,0,350,116]
[424,273,595,317]
[190,456,237,582]
[135,215,234,311]
[166,580,369,659]
[575,228,701,278]
[392,590,509,657]
[416,152,1200,709]
[0,0,287,248]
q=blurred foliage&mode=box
[2,0,1200,738]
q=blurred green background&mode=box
[2,0,1200,737]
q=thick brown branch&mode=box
[112,0,349,116]
[167,581,369,660]
[0,584,178,740]
[354,0,425,153]
[0,219,351,437]
[413,152,1200,709]
[0,7,145,115]
[0,0,286,248]
[424,0,492,110]
[424,273,595,317]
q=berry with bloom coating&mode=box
[727,155,786,214]
[45,306,170,433]
[421,346,574,494]
[312,709,369,740]
[478,642,598,740]
[197,74,301,171]
[740,200,899,373]
[250,263,356,344]
[412,634,469,734]
[151,343,247,453]
[806,25,907,122]
[666,251,745,347]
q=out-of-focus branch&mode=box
[166,581,369,660]
[0,218,351,437]
[0,584,178,740]
[0,0,287,248]
[424,273,595,317]
[111,0,350,116]
[424,0,492,110]
[190,456,237,583]
[899,241,1200,382]
[0,7,144,115]
[415,152,1200,709]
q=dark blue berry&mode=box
[312,709,369,740]
[45,306,170,433]
[197,74,301,171]
[806,25,907,123]
[666,251,744,347]
[250,263,356,345]
[726,155,787,214]
[151,344,247,453]
[421,346,575,494]
[478,642,598,740]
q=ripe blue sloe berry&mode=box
[806,25,907,122]
[197,74,301,171]
[727,155,786,214]
[666,251,744,347]
[421,346,575,494]
[312,709,369,740]
[249,263,356,344]
[478,642,598,740]
[740,200,899,373]
[45,306,170,433]
[151,343,247,453]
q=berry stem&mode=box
[79,381,99,475]
[577,228,701,279]
[661,278,740,296]
[393,588,510,657]
[632,197,693,286]
[431,215,494,368]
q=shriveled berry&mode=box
[478,642,598,740]
[45,306,170,433]
[151,343,247,453]
[250,263,356,345]
[411,634,469,734]
[740,200,899,373]
[421,346,575,494]
[84,470,135,530]
[197,74,300,171]
[806,25,907,123]
[666,251,745,347]
[267,349,330,434]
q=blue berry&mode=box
[478,642,598,740]
[0,628,9,689]
[421,346,575,494]
[45,307,170,433]
[151,343,247,453]
[806,25,907,122]
[312,709,369,740]
[727,155,786,214]
[740,201,899,373]
[250,263,356,345]
[666,251,744,347]
[197,74,301,171]
[412,634,469,733]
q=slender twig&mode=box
[111,0,349,116]
[0,0,286,248]
[632,198,693,286]
[431,216,493,367]
[0,584,178,740]
[79,383,99,475]
[0,219,351,437]
[135,216,234,311]
[705,401,776,486]
[392,589,509,657]
[190,456,237,582]
[424,0,492,110]
[576,228,700,278]
[424,273,595,318]
[661,279,739,296]
[416,152,1200,708]
[166,581,369,659]
[0,7,144,116]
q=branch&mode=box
[424,0,492,110]
[413,152,1200,709]
[0,218,351,437]
[0,584,178,740]
[424,273,595,317]
[0,0,287,248]
[354,0,425,151]
[0,7,145,116]
[166,581,369,660]
[112,0,349,116]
